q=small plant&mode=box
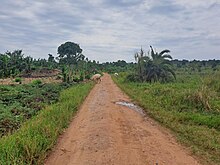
[32,79,42,85]
[126,73,139,82]
[73,77,80,82]
[14,78,22,84]
[85,74,91,80]
[79,74,84,81]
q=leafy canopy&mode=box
[57,42,84,65]
[134,46,176,83]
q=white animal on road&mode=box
[91,74,101,83]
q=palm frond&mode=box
[162,54,172,60]
[159,49,170,56]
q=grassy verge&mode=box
[0,82,94,165]
[113,73,220,165]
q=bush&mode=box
[32,79,42,85]
[79,74,84,81]
[85,75,90,80]
[126,74,140,82]
[73,77,80,83]
[14,78,22,84]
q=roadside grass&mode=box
[113,72,220,165]
[0,82,93,165]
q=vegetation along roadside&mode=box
[0,82,94,165]
[113,72,220,165]
[0,82,75,137]
[112,45,220,165]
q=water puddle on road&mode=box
[115,101,145,116]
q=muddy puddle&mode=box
[115,101,145,116]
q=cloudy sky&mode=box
[0,0,219,62]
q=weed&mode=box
[14,78,22,84]
[32,79,42,85]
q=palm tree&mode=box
[134,48,150,82]
[135,46,176,82]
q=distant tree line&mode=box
[172,59,220,72]
[124,46,220,83]
[0,50,55,78]
[0,42,101,82]
[1,42,219,81]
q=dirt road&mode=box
[45,74,200,165]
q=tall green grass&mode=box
[113,72,220,165]
[0,82,93,165]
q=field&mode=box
[0,81,76,137]
[113,71,220,164]
[0,82,93,164]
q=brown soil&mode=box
[45,74,200,165]
[0,69,62,85]
[19,68,61,78]
[0,77,62,85]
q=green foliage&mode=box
[0,83,72,137]
[0,50,58,79]
[32,79,42,85]
[85,74,91,80]
[79,73,84,81]
[14,77,22,84]
[113,71,220,164]
[72,77,80,83]
[0,82,93,164]
[134,46,175,82]
[101,60,134,73]
[57,42,84,65]
[125,73,140,82]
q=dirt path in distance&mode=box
[45,74,200,165]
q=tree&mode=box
[48,54,55,63]
[57,41,85,82]
[47,54,57,69]
[0,50,25,78]
[134,48,151,81]
[6,50,24,75]
[0,54,10,77]
[57,42,83,65]
[134,46,175,82]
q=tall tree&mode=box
[57,42,84,65]
[134,48,150,82]
[147,46,176,82]
[57,41,84,82]
[134,46,175,82]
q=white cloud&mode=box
[0,0,219,62]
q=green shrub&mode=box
[80,74,84,81]
[14,78,22,84]
[85,74,91,80]
[126,73,140,82]
[32,79,42,85]
[73,77,80,82]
